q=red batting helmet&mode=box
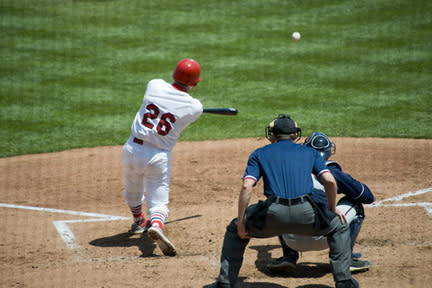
[172,58,201,88]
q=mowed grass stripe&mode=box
[1,0,431,157]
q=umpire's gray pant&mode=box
[215,201,352,287]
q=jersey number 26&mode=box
[141,104,175,136]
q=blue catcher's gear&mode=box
[304,131,335,160]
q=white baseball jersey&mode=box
[130,79,203,151]
[122,78,202,215]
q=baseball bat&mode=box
[203,108,238,116]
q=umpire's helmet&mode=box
[266,114,302,141]
[304,132,336,160]
[173,58,201,88]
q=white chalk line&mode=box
[0,203,129,250]
[366,187,432,216]
[0,203,128,219]
[371,187,432,205]
[1,186,431,261]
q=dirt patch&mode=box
[0,137,431,288]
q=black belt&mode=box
[133,137,144,145]
[274,195,308,206]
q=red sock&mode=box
[130,206,143,224]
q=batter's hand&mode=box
[237,220,250,239]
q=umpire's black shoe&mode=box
[336,278,359,288]
[266,256,297,273]
[350,258,370,273]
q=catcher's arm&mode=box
[329,166,375,204]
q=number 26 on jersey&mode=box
[141,104,175,136]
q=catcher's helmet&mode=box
[304,131,336,160]
[266,114,302,141]
[172,58,201,88]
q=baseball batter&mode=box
[122,59,203,256]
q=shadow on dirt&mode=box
[89,232,157,257]
[202,278,288,288]
[165,214,202,224]
[295,286,332,288]
[249,245,330,279]
[201,244,332,288]
[203,277,332,288]
[89,215,202,258]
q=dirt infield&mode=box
[1,138,431,288]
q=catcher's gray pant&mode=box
[215,200,352,287]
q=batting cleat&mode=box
[350,258,370,273]
[148,226,177,256]
[128,219,151,234]
[266,257,297,273]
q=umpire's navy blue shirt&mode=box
[243,140,330,198]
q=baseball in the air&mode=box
[292,32,301,41]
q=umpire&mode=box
[209,115,359,288]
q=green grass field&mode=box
[1,0,431,157]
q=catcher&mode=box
[267,132,375,273]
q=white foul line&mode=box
[371,187,432,205]
[367,187,432,216]
[1,187,431,250]
[0,203,129,249]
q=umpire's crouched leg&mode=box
[215,218,250,288]
[326,215,354,284]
